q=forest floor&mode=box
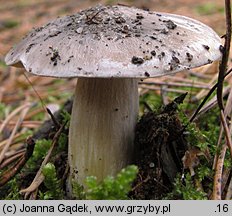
[0,0,231,200]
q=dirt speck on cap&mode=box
[186,52,193,62]
[49,47,61,66]
[131,56,144,65]
[164,20,177,30]
[202,44,210,50]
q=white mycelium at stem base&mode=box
[69,78,139,185]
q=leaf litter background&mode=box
[0,0,231,199]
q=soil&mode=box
[130,94,188,199]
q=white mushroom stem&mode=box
[69,78,139,185]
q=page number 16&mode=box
[216,204,229,213]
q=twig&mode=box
[217,0,231,110]
[23,72,60,129]
[46,107,60,129]
[139,85,191,94]
[163,75,209,85]
[196,86,230,119]
[192,74,218,102]
[187,65,213,79]
[0,120,42,128]
[131,175,151,192]
[213,128,224,171]
[3,148,25,159]
[212,143,227,200]
[0,104,31,164]
[212,88,232,199]
[161,85,169,105]
[142,101,153,112]
[0,137,35,187]
[23,73,50,113]
[0,133,21,150]
[140,81,210,89]
[220,110,232,156]
[189,68,232,123]
[0,103,31,134]
[20,122,67,198]
[0,150,25,169]
[189,82,218,123]
[222,168,231,198]
[225,175,232,199]
[213,87,232,170]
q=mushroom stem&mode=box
[69,78,139,186]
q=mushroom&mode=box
[5,5,222,188]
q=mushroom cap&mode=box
[5,5,222,78]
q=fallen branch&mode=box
[217,0,231,110]
[220,110,232,156]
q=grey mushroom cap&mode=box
[5,5,222,78]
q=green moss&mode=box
[72,182,85,199]
[2,178,22,200]
[139,92,162,114]
[57,132,68,150]
[197,166,212,182]
[73,165,138,200]
[0,102,7,119]
[166,173,207,200]
[60,110,71,129]
[0,59,7,69]
[26,139,52,171]
[40,163,64,200]
[224,151,232,169]
[1,19,20,30]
